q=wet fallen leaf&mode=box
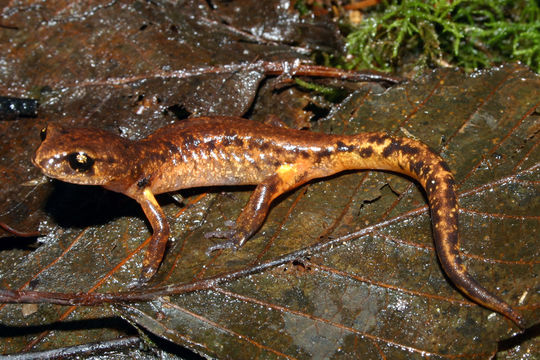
[113,64,539,359]
[0,1,538,359]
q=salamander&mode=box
[32,116,525,328]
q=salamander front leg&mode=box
[136,188,170,283]
[206,174,286,254]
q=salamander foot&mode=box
[204,221,248,255]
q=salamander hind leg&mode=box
[206,163,315,254]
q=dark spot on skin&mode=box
[319,148,332,157]
[183,134,197,148]
[422,164,432,177]
[439,160,451,173]
[142,146,167,165]
[399,143,420,156]
[425,175,457,210]
[336,141,354,152]
[368,134,390,145]
[259,141,270,151]
[381,140,400,157]
[300,151,310,158]
[425,174,438,195]
[164,141,178,154]
[430,202,442,225]
[206,140,216,152]
[359,147,373,158]
[313,148,332,163]
[272,146,285,156]
[443,183,457,204]
[442,173,455,187]
[409,160,425,176]
[137,176,151,188]
[382,140,420,158]
[233,138,243,147]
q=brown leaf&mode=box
[112,64,539,359]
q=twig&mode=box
[0,222,41,238]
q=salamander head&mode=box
[33,124,132,186]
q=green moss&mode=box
[294,78,349,103]
[294,0,311,16]
[343,0,540,73]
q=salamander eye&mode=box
[40,126,47,141]
[67,152,94,172]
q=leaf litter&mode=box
[0,0,538,359]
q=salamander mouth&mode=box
[31,152,41,169]
[31,152,39,166]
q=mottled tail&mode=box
[343,133,525,328]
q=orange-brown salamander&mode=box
[33,116,525,328]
